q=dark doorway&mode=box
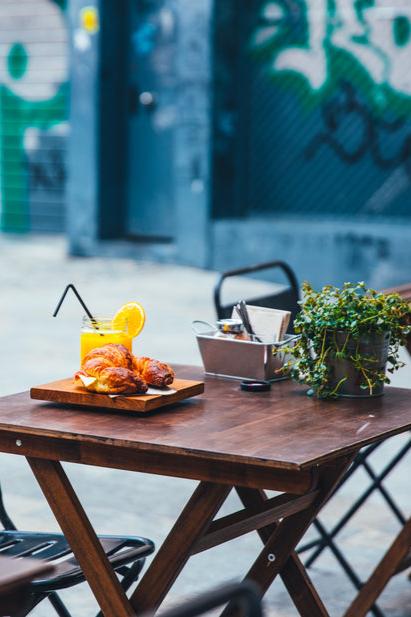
[126,0,177,241]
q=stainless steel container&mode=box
[193,322,296,381]
[216,318,244,334]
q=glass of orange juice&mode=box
[80,315,132,363]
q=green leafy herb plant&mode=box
[285,282,411,399]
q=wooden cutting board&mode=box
[30,377,204,413]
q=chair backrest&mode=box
[0,483,16,531]
[214,260,300,333]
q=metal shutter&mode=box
[0,0,68,233]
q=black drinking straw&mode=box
[53,284,97,327]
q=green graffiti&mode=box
[253,1,411,115]
[393,16,411,48]
[7,44,29,81]
[0,85,68,231]
[0,0,68,232]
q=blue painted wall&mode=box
[66,0,411,289]
[211,0,411,287]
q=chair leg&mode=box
[362,459,407,525]
[16,591,73,617]
[24,562,144,617]
[298,441,381,555]
[48,591,73,617]
[313,520,385,617]
[12,592,49,617]
[120,558,146,593]
[0,482,17,531]
[305,437,411,568]
[94,559,146,617]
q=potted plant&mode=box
[286,281,411,399]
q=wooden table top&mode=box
[1,366,411,471]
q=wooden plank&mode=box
[130,481,231,614]
[221,457,356,617]
[382,282,411,301]
[30,377,204,413]
[1,365,411,470]
[193,491,319,554]
[27,458,135,617]
[236,487,328,617]
[382,283,411,354]
[0,432,317,493]
[237,487,330,617]
[395,547,411,574]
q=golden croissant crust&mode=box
[83,344,134,370]
[76,366,148,394]
[75,344,174,394]
[133,356,175,387]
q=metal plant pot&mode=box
[325,330,390,398]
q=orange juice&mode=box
[80,316,132,363]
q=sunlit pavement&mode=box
[1,235,410,617]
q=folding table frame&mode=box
[2,370,411,616]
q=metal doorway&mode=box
[126,0,177,241]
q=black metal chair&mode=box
[213,260,300,332]
[0,481,154,617]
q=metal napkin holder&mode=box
[193,321,297,382]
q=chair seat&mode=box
[0,530,154,591]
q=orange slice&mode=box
[112,302,146,338]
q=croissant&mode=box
[133,356,175,387]
[82,344,134,370]
[75,344,174,394]
[76,344,148,394]
[76,365,148,394]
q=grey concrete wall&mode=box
[66,0,100,254]
[213,219,411,289]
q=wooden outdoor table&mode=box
[0,555,54,616]
[1,366,411,617]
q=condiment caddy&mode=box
[193,304,298,381]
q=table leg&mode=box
[26,455,353,617]
[344,517,411,617]
[237,488,329,617]
[130,481,231,614]
[27,458,135,617]
[222,455,355,617]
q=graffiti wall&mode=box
[0,0,68,232]
[239,0,411,220]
